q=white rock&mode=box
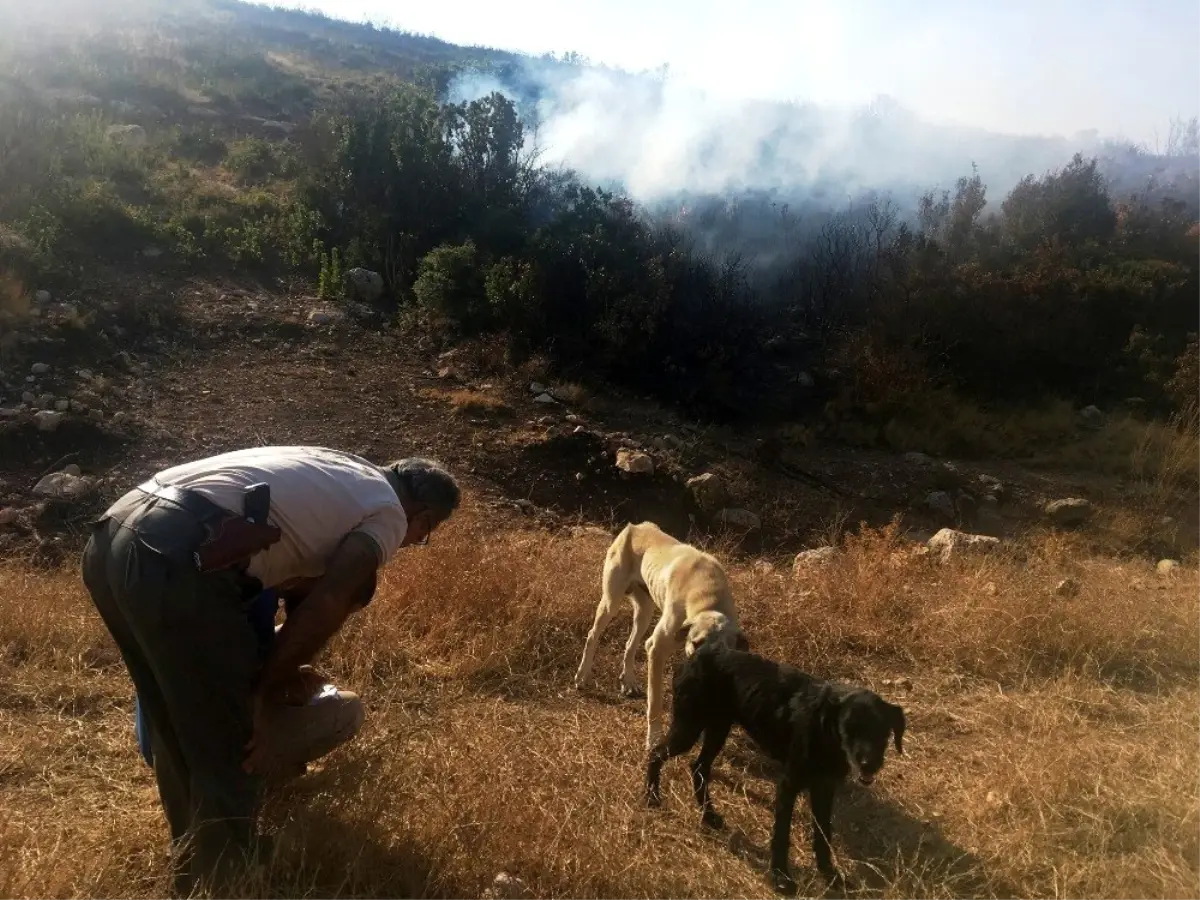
[345,267,384,302]
[76,369,93,380]
[1157,559,1180,577]
[54,399,69,411]
[487,872,529,900]
[34,410,64,432]
[528,381,547,394]
[716,508,762,530]
[33,471,93,500]
[30,362,50,375]
[794,546,838,571]
[1055,578,1080,597]
[1044,498,1093,527]
[926,528,1001,562]
[533,392,557,405]
[686,472,728,513]
[34,289,51,304]
[615,449,654,476]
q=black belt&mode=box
[135,478,232,525]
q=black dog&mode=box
[645,644,906,894]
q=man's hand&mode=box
[243,531,380,775]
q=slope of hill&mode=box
[0,2,1197,898]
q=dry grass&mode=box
[1,509,1197,899]
[418,387,513,418]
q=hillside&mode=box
[0,1,1198,898]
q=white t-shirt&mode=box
[152,446,408,588]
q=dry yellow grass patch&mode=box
[0,511,1196,898]
[418,387,513,418]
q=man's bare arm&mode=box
[254,531,380,698]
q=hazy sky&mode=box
[262,0,1198,145]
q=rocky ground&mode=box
[0,266,1194,570]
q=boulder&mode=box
[1044,498,1094,527]
[793,546,838,572]
[925,528,1001,562]
[30,362,50,375]
[533,392,557,405]
[1078,405,1106,430]
[716,508,761,530]
[924,490,955,519]
[615,449,654,476]
[1157,559,1180,577]
[33,471,94,501]
[685,473,728,512]
[34,410,64,432]
[345,268,384,302]
[34,289,51,304]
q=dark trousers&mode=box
[80,488,267,895]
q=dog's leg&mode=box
[768,775,802,896]
[642,625,674,750]
[808,778,842,886]
[573,570,624,690]
[644,716,703,807]
[690,717,732,830]
[619,586,654,698]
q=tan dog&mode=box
[574,521,749,749]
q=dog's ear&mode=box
[885,701,906,755]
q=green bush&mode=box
[413,241,488,331]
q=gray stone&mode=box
[34,410,63,432]
[686,473,729,513]
[30,362,50,375]
[33,471,94,501]
[1044,498,1094,527]
[904,451,933,466]
[615,449,654,476]
[306,308,341,325]
[793,546,838,572]
[53,399,69,411]
[34,289,51,304]
[0,507,18,526]
[1078,405,1106,430]
[345,268,384,302]
[716,508,762,530]
[926,528,1001,562]
[528,381,548,394]
[924,490,955,518]
[533,392,557,405]
[0,407,20,418]
[21,391,35,404]
[796,371,815,388]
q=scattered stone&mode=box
[1055,578,1080,597]
[36,393,54,408]
[924,490,955,519]
[34,289,51,304]
[536,415,556,426]
[976,474,1004,498]
[925,528,1001,562]
[615,449,654,476]
[306,308,341,326]
[0,507,18,526]
[661,433,685,451]
[796,371,815,389]
[904,451,933,466]
[1157,559,1180,577]
[716,508,762,530]
[573,425,588,435]
[0,407,20,418]
[69,399,86,413]
[53,399,69,411]
[105,123,148,148]
[685,473,729,513]
[533,393,557,405]
[513,499,535,515]
[1078,405,1106,430]
[564,413,582,425]
[1044,498,1094,528]
[528,381,547,394]
[116,351,136,371]
[77,369,93,380]
[33,471,94,501]
[793,546,838,572]
[34,410,63,432]
[30,362,50,375]
[62,464,82,477]
[21,391,35,404]
[345,268,384,302]
[486,872,529,900]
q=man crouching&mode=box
[80,447,460,896]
